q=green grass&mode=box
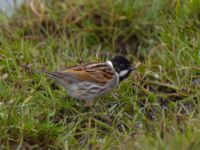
[0,0,200,149]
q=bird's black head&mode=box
[111,55,134,81]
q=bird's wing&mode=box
[59,62,116,85]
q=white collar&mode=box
[106,61,114,69]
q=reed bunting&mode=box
[36,56,136,106]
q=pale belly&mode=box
[64,82,115,100]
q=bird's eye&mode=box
[120,64,125,68]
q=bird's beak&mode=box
[130,66,136,72]
[131,62,141,71]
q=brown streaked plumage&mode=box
[62,63,115,85]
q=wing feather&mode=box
[60,63,115,85]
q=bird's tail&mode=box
[22,65,59,80]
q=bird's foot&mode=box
[84,99,93,108]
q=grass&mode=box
[0,0,200,149]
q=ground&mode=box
[0,0,200,149]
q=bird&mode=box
[30,55,136,107]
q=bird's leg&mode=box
[84,99,93,108]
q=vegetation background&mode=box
[0,0,200,149]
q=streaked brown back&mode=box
[61,62,115,85]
